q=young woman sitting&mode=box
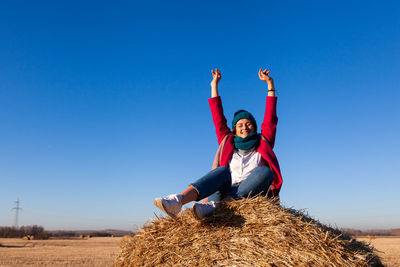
[154,67,283,219]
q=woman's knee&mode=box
[235,167,273,198]
[213,166,230,175]
[190,166,231,200]
[250,166,273,185]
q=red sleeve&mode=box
[261,96,278,148]
[208,96,231,145]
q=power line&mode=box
[12,199,22,228]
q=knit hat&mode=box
[232,110,257,132]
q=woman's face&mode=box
[235,119,255,138]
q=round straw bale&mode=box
[116,196,383,266]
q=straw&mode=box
[115,196,383,266]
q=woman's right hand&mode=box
[210,69,221,98]
[211,69,222,88]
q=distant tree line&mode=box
[341,228,400,236]
[48,229,134,238]
[0,225,49,239]
[0,225,134,239]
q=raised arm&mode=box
[259,68,278,148]
[258,68,275,96]
[211,68,221,98]
[208,69,231,144]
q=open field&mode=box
[356,236,400,267]
[0,237,121,267]
[0,236,399,266]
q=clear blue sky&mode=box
[1,0,399,231]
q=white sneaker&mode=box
[154,194,183,218]
[192,201,218,220]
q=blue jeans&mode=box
[190,166,273,202]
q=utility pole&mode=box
[12,199,22,229]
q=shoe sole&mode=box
[191,203,202,220]
[153,198,177,219]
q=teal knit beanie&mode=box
[232,110,257,132]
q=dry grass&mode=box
[116,196,383,266]
[357,236,400,267]
[0,236,121,266]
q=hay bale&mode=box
[116,196,382,266]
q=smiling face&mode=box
[235,118,255,138]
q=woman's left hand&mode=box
[259,68,275,95]
[258,68,274,84]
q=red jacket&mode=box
[208,96,283,197]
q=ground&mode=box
[0,236,399,266]
[357,236,400,267]
[0,237,121,267]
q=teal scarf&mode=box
[234,133,260,150]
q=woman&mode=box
[154,67,283,219]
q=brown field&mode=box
[0,236,399,266]
[0,237,121,267]
[356,236,400,267]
